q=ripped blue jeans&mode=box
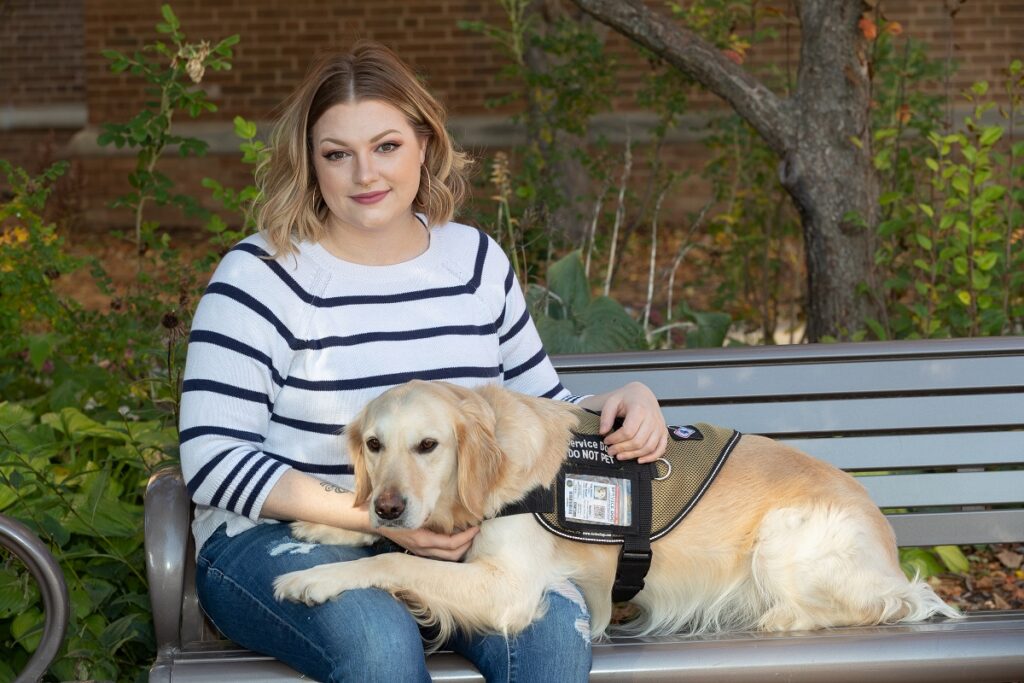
[195,522,592,683]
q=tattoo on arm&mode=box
[319,481,350,495]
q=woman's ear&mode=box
[454,395,502,521]
[418,135,429,165]
[345,417,372,507]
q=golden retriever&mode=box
[273,380,959,643]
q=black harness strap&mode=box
[494,461,656,603]
[495,485,553,519]
[612,462,652,602]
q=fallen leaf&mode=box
[996,549,1023,569]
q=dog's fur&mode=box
[273,380,959,643]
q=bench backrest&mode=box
[553,337,1024,548]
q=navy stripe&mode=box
[210,451,260,509]
[185,447,234,498]
[542,383,565,399]
[503,263,514,295]
[205,282,299,348]
[188,330,286,386]
[271,413,345,435]
[231,234,490,307]
[285,365,501,392]
[468,230,487,290]
[242,460,285,518]
[232,243,318,304]
[179,426,265,445]
[503,348,547,381]
[300,324,496,350]
[265,450,354,475]
[499,309,530,345]
[182,379,272,409]
[226,454,271,512]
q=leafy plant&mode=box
[869,60,1024,339]
[0,400,177,682]
[0,6,254,680]
[97,4,239,266]
[527,251,646,354]
[900,545,970,579]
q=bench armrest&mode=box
[145,467,190,654]
[0,514,69,682]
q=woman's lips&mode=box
[351,190,389,205]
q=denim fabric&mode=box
[196,523,592,683]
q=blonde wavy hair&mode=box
[255,41,471,257]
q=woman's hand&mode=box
[580,381,667,464]
[379,525,479,561]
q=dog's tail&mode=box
[891,572,963,622]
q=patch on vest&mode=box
[533,411,739,545]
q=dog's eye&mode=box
[366,437,381,452]
[417,438,438,454]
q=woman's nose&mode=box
[354,156,379,186]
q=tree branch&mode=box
[570,0,796,156]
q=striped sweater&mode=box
[179,221,582,551]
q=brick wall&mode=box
[2,0,1022,229]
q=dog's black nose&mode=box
[374,489,406,520]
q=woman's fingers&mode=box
[384,525,479,561]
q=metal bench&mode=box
[146,337,1024,682]
[0,515,69,683]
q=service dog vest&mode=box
[497,409,740,601]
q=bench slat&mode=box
[780,431,1024,470]
[887,510,1024,546]
[655,393,1023,436]
[558,356,1024,401]
[858,470,1024,508]
[151,613,1024,683]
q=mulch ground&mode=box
[931,543,1024,612]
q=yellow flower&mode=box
[12,226,29,243]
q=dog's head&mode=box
[347,380,504,532]
[346,380,578,533]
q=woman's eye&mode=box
[378,142,399,153]
[324,150,349,162]
[417,438,438,454]
[366,437,381,452]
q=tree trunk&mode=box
[570,0,882,341]
[782,0,879,341]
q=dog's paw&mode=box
[290,521,378,547]
[273,566,350,606]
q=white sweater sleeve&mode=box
[178,246,299,521]
[490,244,584,403]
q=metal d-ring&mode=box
[653,457,672,481]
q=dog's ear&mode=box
[477,384,578,488]
[345,415,372,507]
[454,394,503,521]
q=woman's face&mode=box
[310,99,427,235]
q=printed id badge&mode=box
[563,473,633,526]
[556,466,639,535]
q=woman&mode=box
[180,41,667,682]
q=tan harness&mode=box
[496,409,740,600]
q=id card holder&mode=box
[555,463,641,536]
